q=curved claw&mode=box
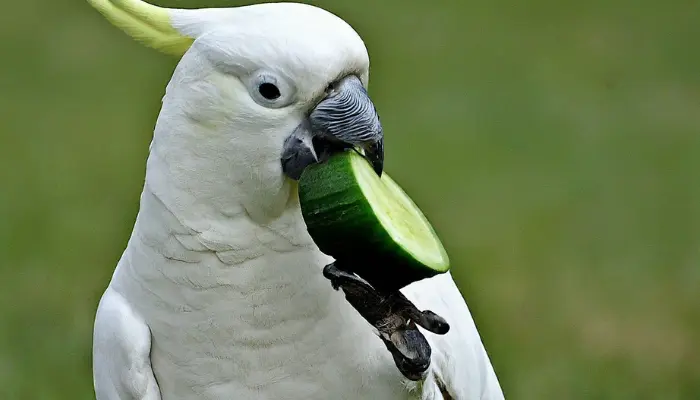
[381,325,432,381]
[322,263,387,325]
[322,262,452,381]
[407,309,450,335]
[385,291,451,335]
[323,262,365,285]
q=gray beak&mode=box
[281,75,384,180]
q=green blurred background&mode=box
[1,0,699,398]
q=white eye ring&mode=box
[247,71,295,109]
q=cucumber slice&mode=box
[299,151,450,292]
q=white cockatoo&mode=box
[88,1,504,399]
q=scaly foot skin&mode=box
[322,262,450,381]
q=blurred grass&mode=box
[1,0,699,398]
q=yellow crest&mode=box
[87,0,194,56]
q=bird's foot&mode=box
[322,262,450,381]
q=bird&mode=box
[87,1,505,399]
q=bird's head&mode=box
[89,0,383,223]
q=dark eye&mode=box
[258,82,281,100]
[249,71,295,108]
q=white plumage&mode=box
[89,1,504,399]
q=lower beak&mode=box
[281,75,384,180]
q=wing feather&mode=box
[93,287,161,400]
[401,272,504,400]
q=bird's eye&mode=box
[248,71,295,109]
[258,82,281,100]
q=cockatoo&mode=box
[88,0,504,399]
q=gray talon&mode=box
[381,325,432,380]
[322,262,450,381]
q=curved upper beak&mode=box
[281,75,384,180]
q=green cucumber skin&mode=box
[299,155,442,293]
